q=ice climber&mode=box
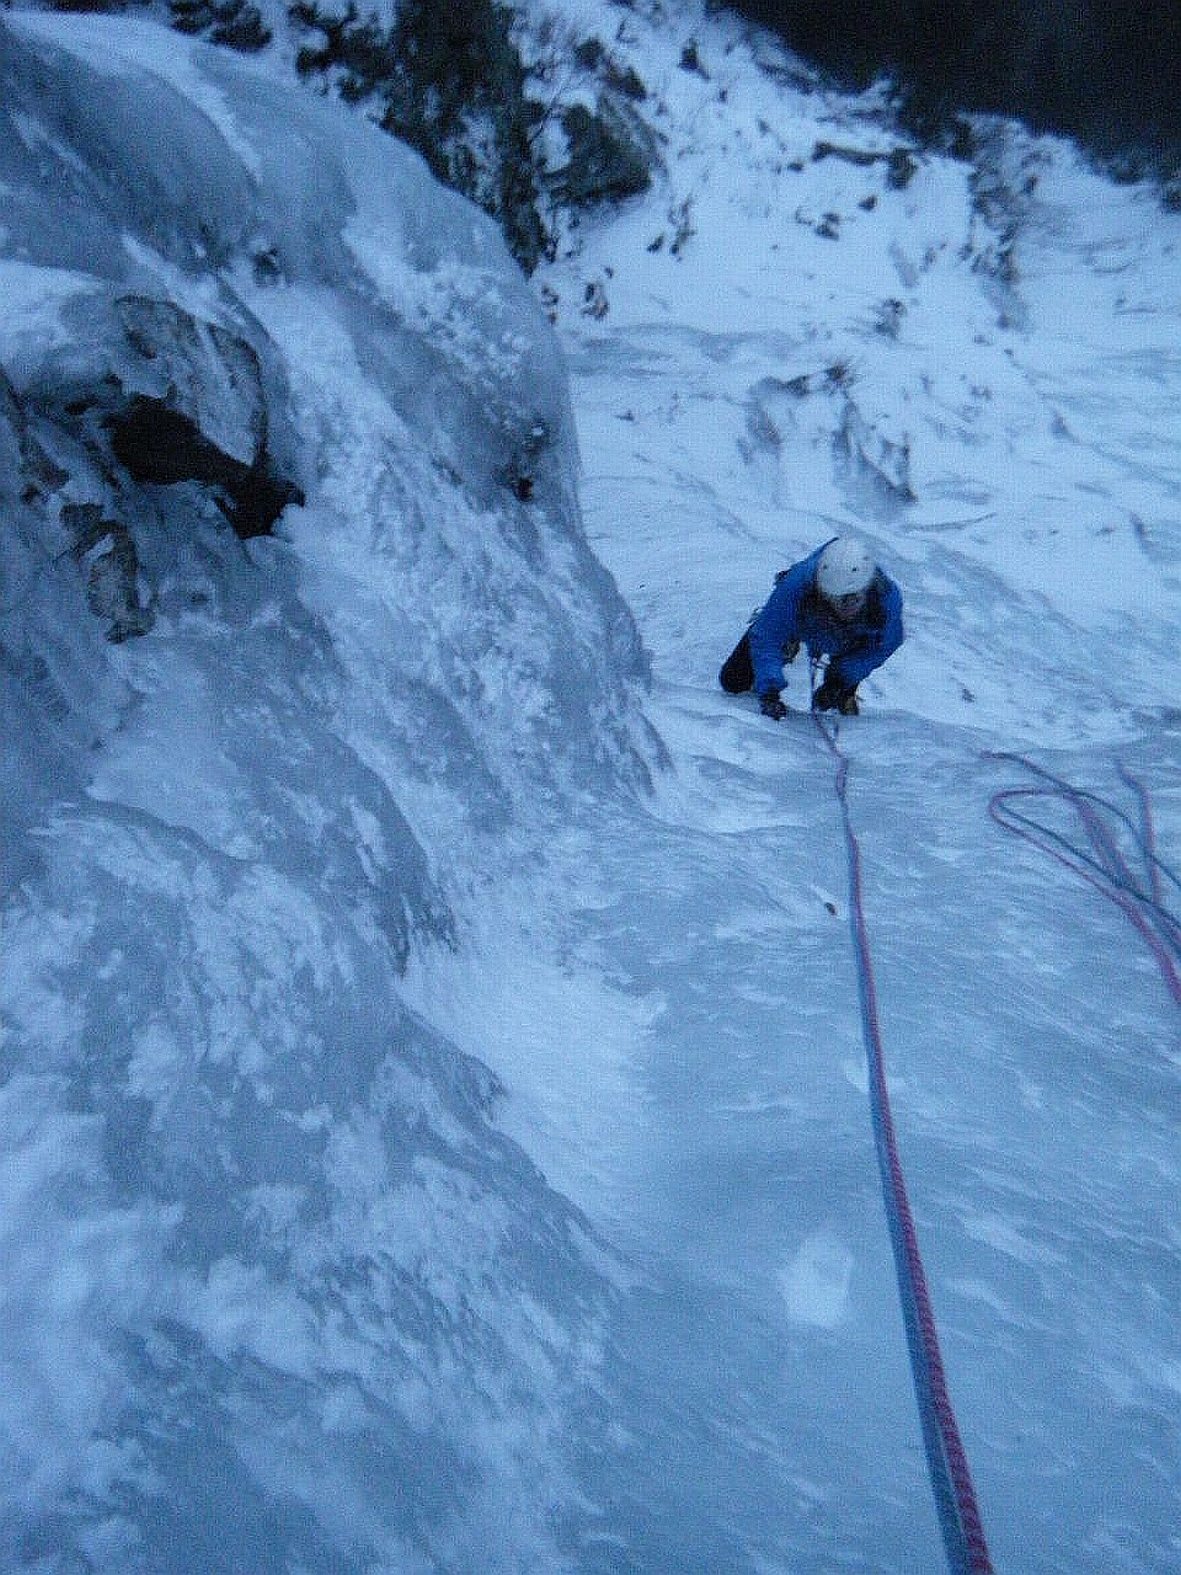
[719,536,903,718]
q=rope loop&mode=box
[987,753,1181,1009]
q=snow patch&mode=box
[780,1231,855,1328]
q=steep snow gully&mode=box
[2,5,1180,1574]
[526,7,1180,1571]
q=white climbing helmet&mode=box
[817,536,875,599]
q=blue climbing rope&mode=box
[815,713,995,1575]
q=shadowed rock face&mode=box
[2,289,305,651]
[62,502,155,643]
[16,290,303,515]
[97,295,303,538]
[108,392,302,538]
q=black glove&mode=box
[781,640,800,664]
[760,689,788,721]
[813,675,859,715]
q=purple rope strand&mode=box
[1119,762,1165,907]
[987,759,1181,1009]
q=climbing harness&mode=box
[814,709,995,1575]
[987,753,1181,1009]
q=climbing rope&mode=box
[808,723,1177,1571]
[987,753,1181,1009]
[814,711,995,1575]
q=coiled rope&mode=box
[987,753,1181,1009]
[814,713,995,1575]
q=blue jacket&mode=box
[749,543,904,696]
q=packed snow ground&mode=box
[1,3,1179,1573]
[418,6,1181,1571]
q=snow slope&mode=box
[2,2,1180,1573]
[427,5,1181,1570]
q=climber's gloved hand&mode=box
[759,689,788,721]
[813,675,859,715]
[782,640,800,664]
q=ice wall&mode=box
[0,14,651,1570]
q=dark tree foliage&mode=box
[382,0,548,271]
[171,0,271,51]
[289,3,660,272]
[722,0,1181,167]
[291,0,549,272]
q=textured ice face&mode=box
[0,15,651,1571]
